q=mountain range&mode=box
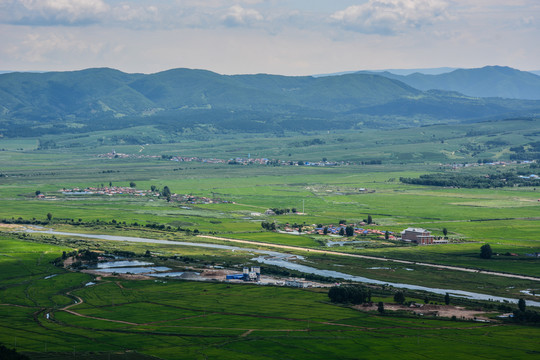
[1,66,539,137]
[358,66,540,100]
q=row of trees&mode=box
[261,221,276,231]
[328,285,372,304]
[400,172,540,189]
[269,208,297,215]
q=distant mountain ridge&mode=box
[0,67,539,137]
[358,66,540,100]
[315,67,457,77]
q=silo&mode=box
[252,266,261,281]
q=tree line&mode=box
[400,172,540,188]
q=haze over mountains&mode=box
[0,66,539,138]
[360,66,540,100]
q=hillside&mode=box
[1,67,540,138]
[361,66,540,100]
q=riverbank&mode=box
[7,224,539,307]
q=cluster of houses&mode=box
[279,223,448,245]
[58,186,232,205]
[60,186,156,196]
[280,223,396,239]
[169,194,233,205]
[97,149,349,167]
[173,155,347,167]
[443,160,535,169]
[97,150,160,160]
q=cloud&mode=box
[1,0,161,27]
[4,30,105,63]
[4,0,110,25]
[331,0,449,35]
[222,5,263,27]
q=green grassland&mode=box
[1,237,539,359]
[1,120,540,358]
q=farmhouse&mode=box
[401,227,434,245]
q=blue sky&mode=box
[0,0,538,75]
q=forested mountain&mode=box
[360,66,540,100]
[1,67,539,137]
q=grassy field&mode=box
[1,236,539,359]
[1,123,540,358]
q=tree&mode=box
[35,190,41,196]
[345,225,354,237]
[385,231,389,240]
[0,344,30,360]
[339,228,345,236]
[480,244,493,259]
[377,301,385,314]
[129,181,136,188]
[367,215,373,224]
[161,186,171,201]
[323,227,328,235]
[151,185,157,192]
[327,286,368,304]
[442,227,448,237]
[339,220,346,225]
[444,292,450,305]
[394,291,405,304]
[518,298,526,312]
[46,212,53,221]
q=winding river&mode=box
[22,228,540,307]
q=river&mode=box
[22,228,540,307]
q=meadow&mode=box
[1,236,539,359]
[1,122,540,358]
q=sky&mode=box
[0,0,539,75]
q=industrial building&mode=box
[226,266,261,281]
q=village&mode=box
[277,221,448,245]
[97,149,355,167]
[56,186,232,204]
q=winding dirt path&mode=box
[198,235,540,282]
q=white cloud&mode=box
[1,0,162,27]
[331,0,449,35]
[222,5,263,27]
[110,4,159,25]
[5,30,104,63]
[6,0,110,25]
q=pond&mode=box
[92,266,172,274]
[95,260,154,269]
